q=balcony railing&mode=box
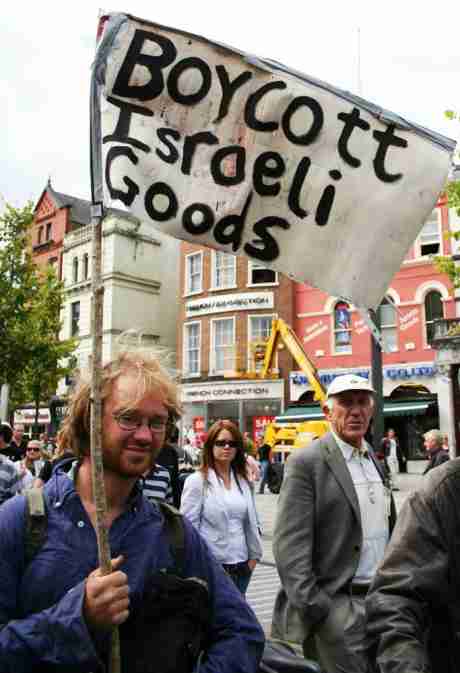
[430,318,460,348]
[64,225,91,248]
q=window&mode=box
[378,297,398,352]
[38,226,43,245]
[248,261,277,285]
[212,251,236,289]
[72,257,79,283]
[333,301,352,353]
[71,301,80,336]
[185,252,203,295]
[83,253,89,280]
[211,318,235,374]
[46,222,52,240]
[183,322,201,376]
[424,291,443,343]
[248,315,274,371]
[417,210,441,257]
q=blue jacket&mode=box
[0,468,264,672]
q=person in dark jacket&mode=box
[157,443,180,508]
[423,428,449,474]
[0,351,264,672]
[366,459,460,673]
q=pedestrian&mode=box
[156,414,181,507]
[0,423,21,505]
[245,453,261,485]
[141,462,173,504]
[8,423,28,461]
[16,439,45,492]
[381,428,403,489]
[366,459,460,672]
[243,431,255,456]
[423,429,449,474]
[33,436,75,487]
[272,374,396,673]
[257,438,272,494]
[0,351,264,671]
[180,419,262,596]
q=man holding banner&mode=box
[0,351,264,671]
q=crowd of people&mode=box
[0,354,457,672]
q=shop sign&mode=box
[186,292,273,318]
[399,308,420,332]
[303,320,329,343]
[253,416,275,443]
[14,408,51,424]
[183,380,283,403]
[291,363,435,388]
[385,365,435,379]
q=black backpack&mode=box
[24,489,212,673]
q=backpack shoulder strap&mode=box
[157,501,186,576]
[24,488,48,566]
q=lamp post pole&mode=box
[369,308,384,451]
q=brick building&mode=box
[290,194,456,460]
[178,242,296,442]
[28,181,180,415]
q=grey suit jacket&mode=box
[271,432,395,644]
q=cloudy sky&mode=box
[2,1,459,208]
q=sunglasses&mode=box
[214,440,239,448]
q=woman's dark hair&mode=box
[0,424,12,444]
[200,419,247,482]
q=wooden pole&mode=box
[89,203,120,672]
[89,14,124,671]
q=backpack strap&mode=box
[24,488,48,566]
[157,501,186,576]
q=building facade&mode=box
[31,181,180,398]
[292,194,456,459]
[178,242,296,442]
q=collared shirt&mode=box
[332,431,389,583]
[219,471,249,564]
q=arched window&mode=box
[72,257,79,284]
[333,301,352,353]
[378,297,398,352]
[83,253,89,280]
[425,291,443,342]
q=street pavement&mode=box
[247,471,424,633]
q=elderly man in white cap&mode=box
[272,374,396,673]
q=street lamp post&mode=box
[369,308,384,451]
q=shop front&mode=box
[288,363,440,462]
[181,379,284,443]
[13,406,51,438]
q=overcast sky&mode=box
[2,1,459,209]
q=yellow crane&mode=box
[258,318,329,459]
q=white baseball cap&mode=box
[327,374,375,397]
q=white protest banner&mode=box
[94,13,456,309]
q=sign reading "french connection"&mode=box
[185,291,273,318]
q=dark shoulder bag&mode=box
[119,502,212,673]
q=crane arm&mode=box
[261,318,326,403]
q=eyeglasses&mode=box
[214,440,239,448]
[113,412,168,433]
[27,447,40,453]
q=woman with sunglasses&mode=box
[180,419,262,595]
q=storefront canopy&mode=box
[276,399,436,423]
